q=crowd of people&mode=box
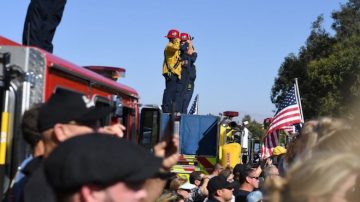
[162,29,197,114]
[4,88,180,202]
[152,117,360,202]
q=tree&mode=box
[271,17,335,119]
[298,16,337,118]
[271,1,360,119]
[332,0,360,40]
[306,0,360,117]
[307,35,360,117]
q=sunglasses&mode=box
[248,176,260,180]
[180,189,192,193]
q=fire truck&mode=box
[168,111,259,179]
[0,36,162,198]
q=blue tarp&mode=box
[161,114,218,156]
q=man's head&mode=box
[189,171,203,186]
[207,176,233,202]
[212,163,224,176]
[177,183,196,200]
[180,33,189,42]
[233,163,245,181]
[166,29,180,40]
[263,165,279,179]
[38,89,111,155]
[21,103,44,151]
[45,133,163,202]
[219,167,234,182]
[238,164,260,190]
[265,157,273,166]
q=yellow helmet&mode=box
[272,146,286,156]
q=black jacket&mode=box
[23,160,56,202]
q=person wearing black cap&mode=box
[22,88,179,202]
[44,133,164,202]
[5,103,45,202]
[234,164,261,202]
[21,88,115,202]
[206,176,234,202]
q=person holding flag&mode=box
[261,83,303,160]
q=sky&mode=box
[1,0,347,121]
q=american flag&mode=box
[261,130,279,159]
[267,86,302,134]
[282,125,295,134]
[188,94,199,115]
[260,86,302,159]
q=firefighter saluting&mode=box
[162,29,182,113]
[179,32,197,114]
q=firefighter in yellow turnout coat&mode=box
[162,29,182,113]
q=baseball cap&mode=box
[38,88,111,132]
[207,176,233,194]
[179,183,197,190]
[272,146,287,156]
[44,133,163,193]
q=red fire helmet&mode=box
[180,33,189,41]
[166,29,180,39]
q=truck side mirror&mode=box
[139,106,161,150]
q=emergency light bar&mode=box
[84,66,126,81]
[223,111,239,117]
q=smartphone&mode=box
[164,103,175,143]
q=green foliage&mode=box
[332,0,360,40]
[271,0,360,119]
[308,35,360,116]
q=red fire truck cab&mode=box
[0,36,161,197]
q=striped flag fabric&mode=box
[261,130,279,159]
[267,86,302,134]
[281,123,302,135]
[260,85,303,159]
[188,94,199,115]
[281,125,295,134]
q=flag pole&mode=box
[294,78,304,122]
[196,94,199,114]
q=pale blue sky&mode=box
[2,0,347,121]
